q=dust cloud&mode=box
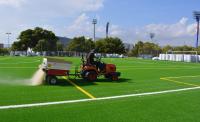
[0,68,45,86]
[30,68,45,86]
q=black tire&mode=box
[85,71,97,82]
[111,75,118,81]
[105,74,118,81]
[46,75,57,85]
[104,74,110,79]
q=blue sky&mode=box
[98,0,199,26]
[0,0,199,46]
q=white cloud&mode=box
[104,17,196,46]
[65,13,92,37]
[179,17,188,25]
[0,0,196,47]
[0,0,104,11]
[18,0,104,18]
[0,0,25,7]
[64,14,131,39]
[68,0,104,11]
[144,17,195,38]
[139,17,196,45]
[0,0,104,44]
[65,13,106,38]
[63,15,197,46]
[110,25,124,36]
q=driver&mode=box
[86,49,106,72]
[86,49,96,65]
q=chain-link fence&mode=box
[8,51,125,58]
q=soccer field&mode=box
[0,56,200,122]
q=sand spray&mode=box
[30,68,45,86]
[0,68,45,86]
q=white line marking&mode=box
[119,67,200,70]
[118,66,200,68]
[0,87,200,110]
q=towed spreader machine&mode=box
[41,50,121,85]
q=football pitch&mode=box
[0,56,200,122]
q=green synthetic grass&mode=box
[0,56,200,122]
[165,76,200,86]
[1,89,200,122]
[0,57,87,106]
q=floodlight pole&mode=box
[194,11,200,48]
[6,32,11,48]
[196,18,200,48]
[92,19,97,41]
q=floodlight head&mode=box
[92,19,97,24]
[193,11,200,21]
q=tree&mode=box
[142,42,160,55]
[95,39,105,53]
[34,39,46,52]
[11,41,25,51]
[0,48,9,55]
[131,41,161,57]
[85,39,95,52]
[131,41,144,56]
[162,45,173,53]
[173,45,194,52]
[66,36,95,52]
[12,27,58,51]
[56,41,64,51]
[95,37,125,54]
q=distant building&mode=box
[0,43,4,48]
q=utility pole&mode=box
[92,19,97,41]
[5,32,11,48]
[194,11,200,48]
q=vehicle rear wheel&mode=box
[46,75,57,85]
[86,71,97,82]
[111,75,118,81]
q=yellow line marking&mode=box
[163,75,200,79]
[62,77,96,99]
[160,77,200,87]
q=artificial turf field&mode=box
[0,56,200,122]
